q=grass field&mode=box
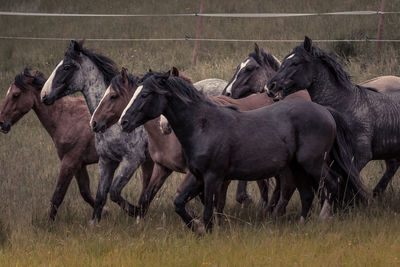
[0,0,400,266]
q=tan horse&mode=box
[0,68,99,220]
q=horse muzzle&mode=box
[0,121,11,133]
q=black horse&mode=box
[119,71,366,233]
[267,36,400,197]
[222,43,281,99]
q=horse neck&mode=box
[163,97,212,150]
[308,65,354,109]
[79,56,111,114]
[32,90,63,136]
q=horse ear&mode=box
[304,36,312,52]
[70,40,82,52]
[171,67,179,77]
[121,67,128,84]
[148,68,152,73]
[254,43,260,55]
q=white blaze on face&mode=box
[118,85,143,125]
[225,58,251,94]
[6,86,11,97]
[90,86,111,126]
[41,60,63,100]
[286,53,295,60]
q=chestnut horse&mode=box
[91,67,270,218]
[0,68,98,220]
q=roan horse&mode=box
[119,71,366,232]
[229,41,400,198]
[267,36,400,197]
[0,68,98,220]
[90,67,270,218]
[40,40,154,224]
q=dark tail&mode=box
[327,107,369,207]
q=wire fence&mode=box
[0,10,399,43]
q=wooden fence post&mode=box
[192,0,206,66]
[376,0,387,58]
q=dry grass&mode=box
[0,0,400,266]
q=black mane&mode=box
[111,73,139,93]
[248,49,280,71]
[300,45,379,93]
[66,42,119,85]
[14,67,46,91]
[145,72,216,106]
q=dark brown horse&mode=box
[91,68,271,218]
[0,68,99,220]
[119,71,366,233]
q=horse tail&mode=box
[326,107,369,207]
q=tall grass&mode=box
[0,0,400,265]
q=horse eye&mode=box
[110,94,118,100]
[63,65,71,71]
[12,93,20,99]
[141,93,149,98]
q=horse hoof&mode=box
[319,199,332,221]
[102,207,110,217]
[299,216,306,224]
[88,219,98,227]
[193,218,206,235]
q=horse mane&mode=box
[14,67,46,91]
[248,49,281,71]
[110,73,139,94]
[140,69,193,85]
[66,41,119,85]
[146,72,216,106]
[176,71,193,84]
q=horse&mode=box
[217,44,310,205]
[90,67,270,218]
[267,36,400,197]
[222,43,281,99]
[230,42,400,198]
[0,68,99,220]
[39,40,155,224]
[119,71,366,233]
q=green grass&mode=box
[0,0,400,265]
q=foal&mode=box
[120,72,366,232]
[0,68,98,220]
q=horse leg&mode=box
[109,158,142,217]
[273,168,296,217]
[203,173,221,233]
[75,165,95,208]
[236,181,252,204]
[49,159,77,221]
[174,174,204,231]
[373,158,400,197]
[293,167,315,222]
[138,156,154,201]
[256,179,269,208]
[137,163,173,217]
[90,158,119,224]
[215,180,230,225]
[266,176,281,213]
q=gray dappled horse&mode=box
[40,40,154,224]
[268,36,400,197]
